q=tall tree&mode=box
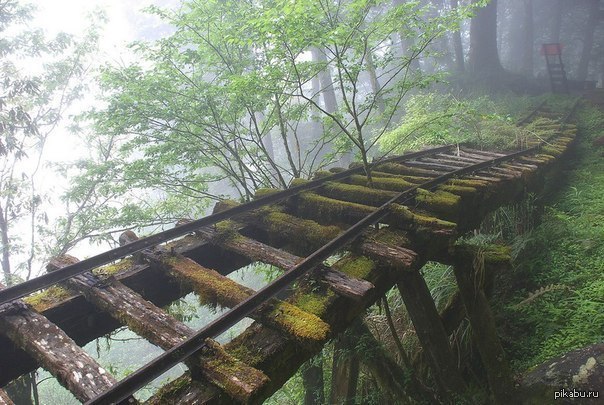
[577,0,600,82]
[0,0,99,285]
[522,0,534,76]
[468,0,503,74]
[450,0,465,72]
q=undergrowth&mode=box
[496,102,604,371]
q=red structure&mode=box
[542,43,569,94]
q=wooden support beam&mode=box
[396,273,466,397]
[0,389,14,405]
[47,255,194,351]
[48,255,269,403]
[154,252,331,344]
[329,332,360,405]
[0,284,121,403]
[452,247,516,404]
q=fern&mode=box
[513,284,571,309]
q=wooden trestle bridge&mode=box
[0,102,579,404]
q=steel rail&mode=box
[86,139,552,405]
[0,144,457,306]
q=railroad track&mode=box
[0,100,579,404]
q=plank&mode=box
[48,256,194,351]
[0,284,120,403]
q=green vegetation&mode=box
[495,103,604,371]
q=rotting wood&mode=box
[192,225,373,300]
[451,246,516,404]
[375,162,445,177]
[48,255,269,404]
[329,331,360,405]
[0,283,121,403]
[47,255,194,351]
[152,252,331,344]
[0,389,14,405]
[396,274,466,397]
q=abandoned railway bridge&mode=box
[0,101,581,404]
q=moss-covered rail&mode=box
[0,101,579,404]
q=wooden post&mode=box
[330,333,360,405]
[0,389,14,405]
[396,272,466,397]
[452,249,516,404]
[302,355,325,405]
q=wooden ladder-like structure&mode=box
[542,43,569,94]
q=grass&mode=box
[495,103,604,372]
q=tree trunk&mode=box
[0,207,12,286]
[577,0,599,82]
[366,50,385,114]
[311,47,338,114]
[302,355,325,405]
[393,0,421,72]
[451,0,465,72]
[468,0,503,74]
[550,0,563,43]
[522,0,534,77]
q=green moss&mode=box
[373,228,411,246]
[290,290,334,317]
[376,162,439,177]
[254,188,280,199]
[416,188,461,214]
[455,242,511,264]
[297,192,374,224]
[439,184,478,197]
[347,174,413,192]
[389,204,457,230]
[213,199,241,214]
[202,339,269,401]
[449,178,489,188]
[166,256,251,308]
[227,343,264,367]
[269,301,330,341]
[333,255,376,279]
[312,170,333,179]
[24,286,73,312]
[290,178,310,187]
[263,209,341,251]
[321,181,396,207]
[213,220,242,243]
[92,258,134,278]
[149,374,192,404]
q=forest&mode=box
[1,0,603,404]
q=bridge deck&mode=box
[0,102,579,404]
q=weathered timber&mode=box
[451,246,516,404]
[302,355,325,405]
[461,148,506,157]
[329,332,360,405]
[147,244,406,404]
[155,253,331,344]
[404,160,464,172]
[48,255,194,351]
[297,192,375,226]
[0,389,13,405]
[356,240,418,272]
[436,152,485,163]
[345,174,414,192]
[195,338,270,403]
[396,274,466,397]
[315,267,374,300]
[319,182,397,207]
[0,284,120,403]
[375,162,445,177]
[194,225,301,270]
